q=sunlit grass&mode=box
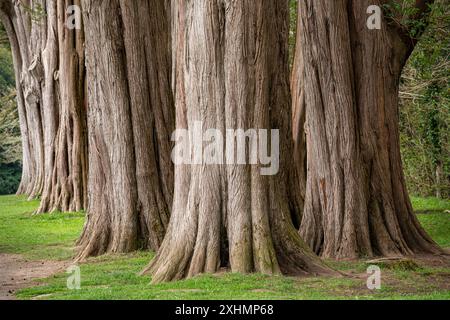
[0,194,448,300]
[0,195,85,260]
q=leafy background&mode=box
[0,23,21,195]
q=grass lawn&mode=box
[0,196,85,260]
[0,194,449,300]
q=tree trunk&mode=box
[144,0,332,283]
[0,0,47,200]
[37,0,87,213]
[298,0,442,259]
[0,0,88,213]
[291,2,306,228]
[76,0,174,259]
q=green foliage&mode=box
[0,47,14,95]
[18,1,47,23]
[0,24,14,96]
[289,0,298,67]
[400,1,450,198]
[382,0,430,39]
[0,89,22,195]
[0,163,21,195]
[0,22,21,195]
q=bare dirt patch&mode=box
[0,253,68,300]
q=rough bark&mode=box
[144,0,332,283]
[76,0,174,259]
[38,0,87,213]
[0,0,46,199]
[298,0,443,259]
[291,2,306,228]
[0,0,88,213]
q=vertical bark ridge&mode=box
[298,0,442,259]
[76,0,174,260]
[1,0,47,200]
[38,0,87,214]
[1,0,88,213]
[145,0,333,283]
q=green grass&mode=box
[15,252,360,300]
[418,213,450,247]
[411,197,450,247]
[411,196,450,213]
[0,194,448,300]
[0,195,85,260]
[15,253,450,300]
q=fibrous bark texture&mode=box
[297,0,442,259]
[38,0,87,213]
[0,0,88,213]
[145,0,332,283]
[0,0,47,199]
[291,2,306,225]
[76,0,174,259]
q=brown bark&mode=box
[0,0,88,213]
[76,0,174,259]
[0,0,46,200]
[38,0,87,213]
[291,2,306,228]
[144,0,332,283]
[297,0,442,259]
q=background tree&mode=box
[0,0,47,199]
[0,0,87,213]
[291,0,307,218]
[38,0,87,213]
[297,0,443,259]
[145,0,332,283]
[76,0,174,259]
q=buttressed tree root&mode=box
[0,0,88,213]
[76,0,174,260]
[296,0,443,259]
[144,0,336,283]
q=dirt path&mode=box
[0,253,68,300]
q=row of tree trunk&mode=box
[1,0,443,283]
[0,0,87,213]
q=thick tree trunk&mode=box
[298,0,442,259]
[76,0,174,259]
[0,2,32,195]
[145,0,332,283]
[38,0,87,213]
[0,0,88,213]
[0,0,46,199]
